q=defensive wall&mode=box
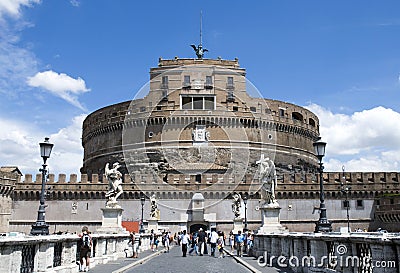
[6,171,400,234]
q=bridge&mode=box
[1,231,399,273]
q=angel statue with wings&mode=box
[256,154,278,206]
[105,162,123,207]
[231,193,242,218]
[149,194,160,219]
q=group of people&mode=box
[179,228,254,258]
[179,228,224,258]
[149,229,177,252]
[231,230,254,257]
[76,225,255,272]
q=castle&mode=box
[1,56,399,234]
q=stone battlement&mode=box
[20,171,399,185]
[14,172,400,201]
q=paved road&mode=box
[89,246,294,273]
[124,246,250,273]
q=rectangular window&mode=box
[250,106,256,112]
[195,174,201,183]
[193,97,203,109]
[227,91,234,101]
[342,200,350,209]
[140,106,146,112]
[182,97,192,109]
[279,109,285,117]
[233,106,238,112]
[204,97,214,110]
[183,75,191,87]
[206,76,212,85]
[161,76,168,89]
[227,77,234,93]
[356,200,364,209]
[181,96,215,110]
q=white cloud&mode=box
[306,104,400,172]
[0,114,86,178]
[0,0,41,20]
[27,70,90,110]
[70,0,80,7]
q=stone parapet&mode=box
[252,232,400,273]
[0,233,151,273]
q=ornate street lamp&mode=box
[340,165,351,233]
[313,138,332,233]
[243,195,248,231]
[139,194,146,233]
[30,137,54,235]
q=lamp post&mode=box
[313,138,332,233]
[340,165,351,233]
[139,194,145,233]
[30,137,54,235]
[243,195,248,231]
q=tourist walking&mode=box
[235,230,245,257]
[150,229,156,252]
[209,228,219,257]
[246,231,253,253]
[180,230,191,257]
[229,231,235,253]
[189,232,199,255]
[129,231,141,258]
[197,228,206,255]
[78,226,92,272]
[217,231,225,258]
[164,231,170,253]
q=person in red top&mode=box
[79,226,92,272]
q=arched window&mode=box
[292,112,303,122]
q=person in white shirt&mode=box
[164,231,170,253]
[180,230,191,257]
[209,228,219,257]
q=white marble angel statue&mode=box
[149,194,160,219]
[105,162,123,207]
[231,193,242,218]
[256,154,278,205]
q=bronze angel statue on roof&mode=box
[190,44,208,59]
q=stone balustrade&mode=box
[0,233,151,273]
[252,232,400,273]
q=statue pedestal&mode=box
[257,203,287,234]
[232,217,244,234]
[147,217,159,232]
[97,207,128,234]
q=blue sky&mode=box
[1,0,399,176]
